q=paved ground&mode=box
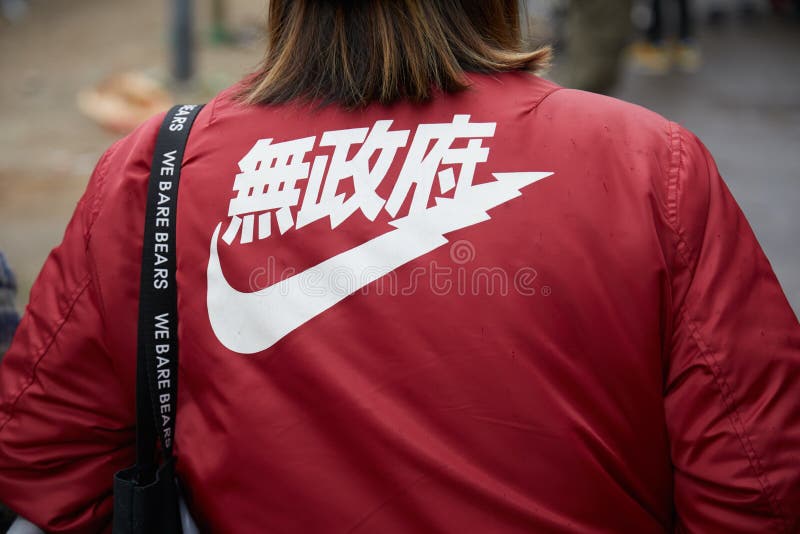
[0,0,797,318]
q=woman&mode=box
[1,1,798,532]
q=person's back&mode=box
[1,1,798,532]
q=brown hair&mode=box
[240,0,550,108]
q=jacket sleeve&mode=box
[0,145,135,534]
[664,124,800,532]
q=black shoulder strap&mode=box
[136,104,204,479]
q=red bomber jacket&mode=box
[1,73,798,533]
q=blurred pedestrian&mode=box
[0,251,19,532]
[0,0,798,532]
[631,0,702,73]
[0,252,19,358]
[560,0,634,93]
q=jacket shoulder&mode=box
[90,103,215,240]
[538,87,677,205]
[539,87,673,144]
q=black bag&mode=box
[113,104,204,534]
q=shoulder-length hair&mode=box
[240,0,550,108]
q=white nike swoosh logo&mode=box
[207,172,553,354]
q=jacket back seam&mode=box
[83,143,122,322]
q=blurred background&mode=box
[0,0,798,325]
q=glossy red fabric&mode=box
[1,74,798,533]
